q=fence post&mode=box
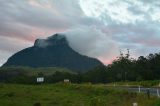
[147,88,150,99]
[114,83,116,87]
[139,86,141,93]
[157,89,160,97]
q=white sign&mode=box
[64,79,70,83]
[37,77,44,83]
[133,103,138,106]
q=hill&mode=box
[2,34,103,72]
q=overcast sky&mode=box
[1,0,160,66]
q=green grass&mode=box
[0,66,75,76]
[0,83,159,106]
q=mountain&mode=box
[2,34,103,72]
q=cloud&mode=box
[0,36,33,66]
[0,0,160,66]
[0,0,103,40]
[0,51,12,66]
[79,0,160,24]
[64,26,119,64]
[0,36,32,52]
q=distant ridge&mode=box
[3,33,103,72]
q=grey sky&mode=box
[0,0,160,65]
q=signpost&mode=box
[37,77,44,83]
[133,102,138,106]
[64,79,70,83]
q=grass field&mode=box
[0,67,74,76]
[0,83,160,106]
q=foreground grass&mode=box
[0,83,160,106]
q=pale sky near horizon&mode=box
[0,0,160,66]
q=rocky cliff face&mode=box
[3,34,103,72]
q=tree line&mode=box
[1,50,160,84]
[106,50,160,82]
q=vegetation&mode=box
[1,49,160,85]
[106,49,160,82]
[1,50,160,105]
[0,83,160,106]
[0,66,108,84]
[0,67,75,84]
